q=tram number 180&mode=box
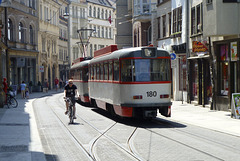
[146,91,157,97]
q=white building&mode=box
[68,0,88,64]
[87,0,116,57]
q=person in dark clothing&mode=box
[64,79,79,119]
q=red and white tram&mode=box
[88,45,172,118]
[71,58,91,104]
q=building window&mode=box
[219,44,229,96]
[168,12,171,36]
[98,26,100,37]
[157,17,160,38]
[29,25,34,44]
[89,6,92,17]
[8,18,13,41]
[191,3,203,35]
[105,27,108,38]
[207,0,212,4]
[162,14,166,38]
[101,9,104,19]
[102,27,104,38]
[97,8,100,19]
[109,28,111,39]
[93,7,96,17]
[19,22,25,43]
[172,6,182,34]
[105,10,107,19]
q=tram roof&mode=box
[71,59,91,70]
[89,47,170,64]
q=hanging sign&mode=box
[230,42,237,61]
[231,93,240,119]
[192,41,208,53]
[39,66,44,73]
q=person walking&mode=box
[54,77,59,92]
[20,81,27,99]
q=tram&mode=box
[88,45,172,118]
[70,57,91,104]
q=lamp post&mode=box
[63,56,69,82]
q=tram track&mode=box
[39,94,144,161]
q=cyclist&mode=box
[64,79,79,119]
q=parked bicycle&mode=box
[6,90,18,108]
[64,97,75,124]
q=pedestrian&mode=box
[43,79,49,93]
[59,79,63,91]
[29,81,33,93]
[54,77,59,92]
[20,81,27,99]
[25,87,29,99]
[2,77,8,103]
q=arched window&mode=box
[93,7,96,17]
[29,25,34,44]
[89,6,92,17]
[8,19,13,41]
[19,22,25,43]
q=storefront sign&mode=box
[230,42,237,61]
[39,66,44,73]
[192,41,208,53]
[231,93,240,119]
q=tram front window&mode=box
[121,59,170,82]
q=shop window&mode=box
[220,44,229,96]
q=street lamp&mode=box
[77,28,96,58]
[63,56,69,82]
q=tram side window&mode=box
[121,59,132,82]
[99,63,103,80]
[152,59,170,81]
[113,61,119,81]
[96,64,100,80]
[82,68,88,81]
[109,61,113,81]
[104,62,108,80]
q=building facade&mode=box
[68,0,88,65]
[203,0,240,111]
[38,0,60,89]
[87,0,116,57]
[58,0,69,83]
[1,0,39,91]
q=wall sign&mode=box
[192,41,208,53]
[230,42,237,61]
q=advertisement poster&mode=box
[230,42,238,61]
[231,93,240,119]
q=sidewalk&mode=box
[170,101,240,137]
[0,94,240,161]
[0,90,61,161]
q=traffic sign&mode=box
[170,53,176,60]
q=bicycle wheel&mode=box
[8,97,18,108]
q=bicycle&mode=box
[64,97,75,124]
[6,91,18,108]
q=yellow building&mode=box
[38,0,60,89]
